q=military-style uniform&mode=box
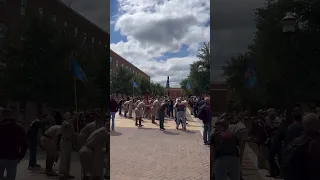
[135,101,145,126]
[78,120,104,148]
[128,100,134,118]
[122,101,130,117]
[151,100,158,123]
[79,127,109,180]
[59,120,76,179]
[41,125,61,175]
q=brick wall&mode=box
[110,50,150,81]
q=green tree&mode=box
[183,42,210,95]
[180,78,191,96]
[222,0,320,110]
[2,14,77,112]
[1,14,108,112]
[110,67,134,95]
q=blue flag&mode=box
[166,76,170,88]
[186,81,191,89]
[245,61,257,88]
[132,80,137,87]
[72,59,88,84]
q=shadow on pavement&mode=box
[187,124,201,127]
[110,131,123,136]
[137,127,154,130]
[163,131,180,135]
[181,130,197,134]
[28,167,45,174]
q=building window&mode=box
[83,32,87,42]
[74,27,78,36]
[91,37,94,44]
[110,57,112,62]
[52,15,56,23]
[21,7,26,15]
[121,64,124,67]
[39,8,43,16]
[110,69,112,74]
[116,61,118,66]
[0,23,7,38]
[64,21,68,27]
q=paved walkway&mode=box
[110,112,210,180]
[15,152,82,180]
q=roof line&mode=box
[56,0,109,35]
[110,49,149,77]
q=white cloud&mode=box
[111,0,210,87]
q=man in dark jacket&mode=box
[0,109,28,179]
[118,98,124,115]
[198,97,211,145]
[110,96,118,131]
[27,114,48,169]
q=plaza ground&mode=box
[14,110,278,180]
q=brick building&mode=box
[211,82,231,115]
[0,0,109,50]
[110,49,150,81]
[0,0,109,125]
[165,88,182,98]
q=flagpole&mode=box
[73,77,78,111]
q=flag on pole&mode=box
[132,80,137,87]
[186,81,191,89]
[72,59,88,84]
[166,76,170,97]
[245,61,257,88]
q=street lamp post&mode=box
[282,12,296,33]
[282,11,297,121]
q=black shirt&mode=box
[27,119,41,138]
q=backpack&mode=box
[198,105,208,121]
[282,135,313,179]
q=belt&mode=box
[42,134,52,140]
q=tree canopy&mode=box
[110,66,165,97]
[180,42,210,95]
[0,14,109,111]
[221,0,320,110]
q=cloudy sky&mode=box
[211,0,265,83]
[109,0,210,87]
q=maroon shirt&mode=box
[110,99,118,112]
[0,119,28,160]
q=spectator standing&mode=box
[0,109,28,179]
[110,96,118,131]
[27,114,48,170]
[198,97,211,145]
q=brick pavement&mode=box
[111,112,210,180]
[15,152,82,180]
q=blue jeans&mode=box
[110,112,116,130]
[0,159,18,180]
[213,156,240,180]
[203,121,211,144]
[176,111,186,128]
[28,138,37,166]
